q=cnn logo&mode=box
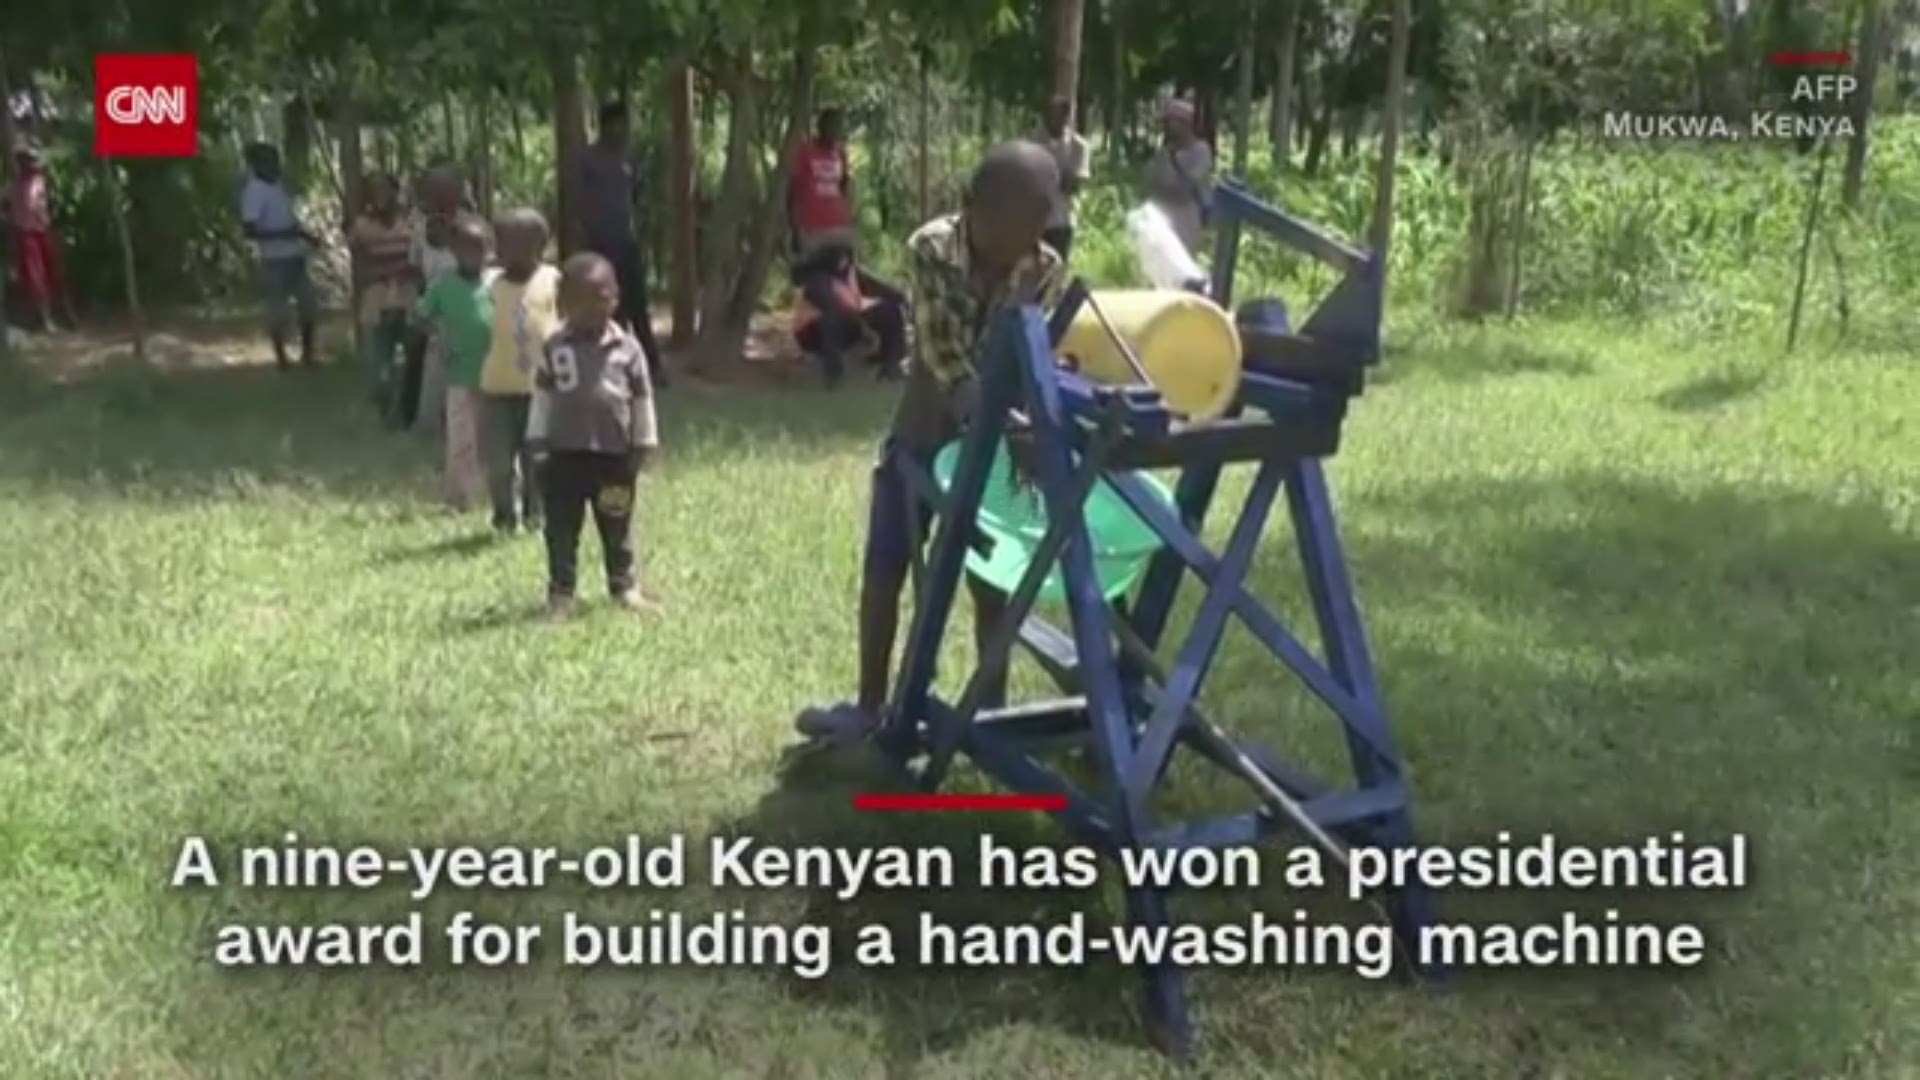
[95,54,198,157]
[105,86,188,125]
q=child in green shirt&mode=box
[416,217,495,510]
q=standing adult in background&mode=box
[4,145,75,331]
[787,108,855,259]
[573,101,667,388]
[1142,97,1213,256]
[1038,96,1090,262]
[239,142,320,370]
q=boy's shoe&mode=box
[544,594,575,620]
[795,702,883,744]
[613,588,662,615]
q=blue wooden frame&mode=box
[875,178,1436,1059]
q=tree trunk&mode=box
[690,41,818,371]
[1506,130,1536,319]
[331,94,362,224]
[551,34,589,256]
[1725,0,1753,115]
[441,93,457,158]
[1107,0,1127,166]
[668,60,698,348]
[395,120,413,181]
[1787,136,1833,351]
[100,160,145,362]
[510,99,528,190]
[1051,0,1088,117]
[474,90,495,219]
[1368,0,1411,280]
[1339,108,1362,158]
[873,92,892,231]
[1699,0,1738,116]
[1270,0,1298,167]
[292,91,346,228]
[1303,86,1333,175]
[728,46,816,331]
[282,98,313,188]
[1231,0,1257,174]
[1841,0,1884,209]
[916,44,931,221]
[691,54,763,370]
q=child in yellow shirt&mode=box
[479,208,563,533]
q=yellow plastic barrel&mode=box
[1057,290,1244,421]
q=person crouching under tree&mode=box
[791,239,908,386]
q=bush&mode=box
[1017,120,1917,348]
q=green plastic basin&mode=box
[931,440,1173,603]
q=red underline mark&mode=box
[1769,51,1851,66]
[853,792,1068,812]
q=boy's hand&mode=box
[628,446,654,474]
[527,439,551,466]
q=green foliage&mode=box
[1049,118,1918,351]
[3,0,1912,346]
[27,137,255,310]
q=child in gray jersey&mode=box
[527,252,660,618]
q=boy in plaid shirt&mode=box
[527,252,661,618]
[798,141,1064,741]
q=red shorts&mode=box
[11,229,60,306]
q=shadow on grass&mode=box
[726,753,1156,1065]
[1653,368,1766,412]
[0,350,892,503]
[1212,472,1918,852]
[1196,473,1916,1063]
[444,599,552,634]
[1403,335,1600,382]
[376,530,504,565]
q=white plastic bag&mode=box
[1128,202,1208,292]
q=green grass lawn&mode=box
[0,318,1915,1079]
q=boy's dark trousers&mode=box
[542,451,638,597]
[481,394,542,529]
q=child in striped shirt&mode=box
[348,172,418,423]
[527,252,660,617]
